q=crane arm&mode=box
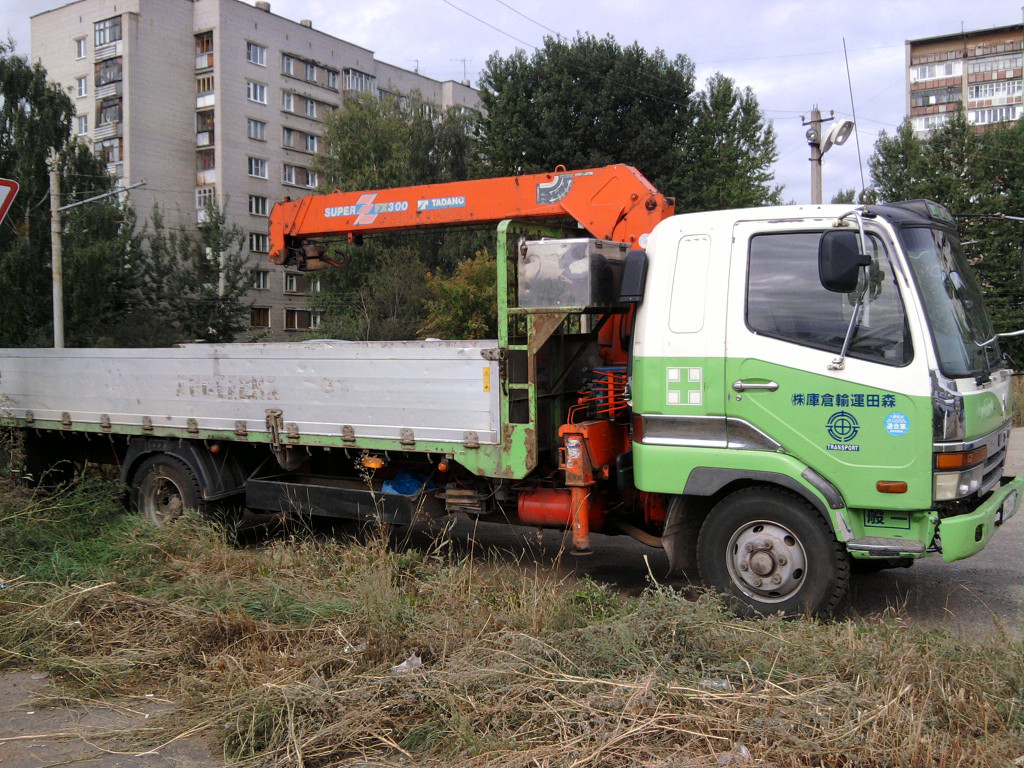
[268,165,673,268]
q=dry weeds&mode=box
[1,475,1022,767]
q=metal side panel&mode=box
[0,340,501,446]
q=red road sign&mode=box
[0,178,19,225]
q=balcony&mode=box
[196,130,213,147]
[196,93,214,109]
[196,169,215,185]
[196,52,213,70]
[106,161,123,178]
[94,81,122,100]
[93,121,121,140]
[94,40,122,60]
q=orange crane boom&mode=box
[268,165,674,269]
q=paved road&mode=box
[410,430,1024,637]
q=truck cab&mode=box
[631,200,1020,615]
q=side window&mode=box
[746,231,911,366]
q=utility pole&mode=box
[802,106,834,205]
[49,155,64,348]
[49,173,146,348]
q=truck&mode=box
[1,166,1019,617]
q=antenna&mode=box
[451,57,471,81]
[842,38,867,200]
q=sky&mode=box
[5,0,1022,203]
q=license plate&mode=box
[1001,490,1018,524]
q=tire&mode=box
[129,455,204,525]
[696,487,850,617]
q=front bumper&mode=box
[939,475,1023,562]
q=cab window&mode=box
[746,231,911,366]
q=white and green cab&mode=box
[630,199,1021,615]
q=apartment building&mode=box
[907,18,1023,136]
[31,0,480,338]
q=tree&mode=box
[672,73,781,211]
[0,40,140,347]
[421,248,497,339]
[478,34,696,195]
[125,202,251,345]
[310,93,483,339]
[868,111,1024,363]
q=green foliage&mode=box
[478,34,696,196]
[478,36,780,211]
[309,94,482,339]
[314,92,478,192]
[125,202,252,345]
[672,73,782,211]
[421,248,498,339]
[868,111,1024,364]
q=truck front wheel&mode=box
[696,487,849,617]
[130,455,204,525]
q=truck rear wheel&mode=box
[696,487,849,617]
[130,455,204,525]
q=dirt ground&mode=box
[0,670,212,768]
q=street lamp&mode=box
[804,107,855,204]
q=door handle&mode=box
[732,379,779,393]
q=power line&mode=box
[488,0,562,38]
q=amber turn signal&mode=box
[361,456,385,469]
[876,480,908,494]
[935,447,987,470]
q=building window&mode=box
[196,109,214,131]
[910,87,961,109]
[282,54,294,76]
[247,80,267,104]
[284,272,299,292]
[98,97,121,126]
[253,270,269,290]
[326,70,338,89]
[94,16,122,47]
[282,164,296,185]
[911,113,952,133]
[246,42,266,66]
[95,137,122,164]
[248,156,267,178]
[968,80,1023,102]
[248,195,268,216]
[344,68,376,94]
[311,310,321,329]
[196,148,215,171]
[909,60,963,83]
[305,62,316,81]
[305,133,318,153]
[306,170,318,189]
[282,127,295,147]
[196,74,214,96]
[75,37,87,59]
[969,106,1020,125]
[304,98,317,118]
[250,307,270,328]
[195,31,213,55]
[282,91,294,111]
[249,232,269,252]
[195,186,215,209]
[76,76,88,97]
[247,118,266,141]
[967,53,1023,75]
[95,56,122,86]
[285,309,312,330]
[76,115,88,135]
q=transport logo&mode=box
[826,411,860,451]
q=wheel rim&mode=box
[725,520,808,603]
[142,475,185,524]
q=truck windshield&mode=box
[900,226,998,379]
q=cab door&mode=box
[723,221,932,511]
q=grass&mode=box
[1,471,1023,767]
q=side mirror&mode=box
[819,230,871,293]
[619,249,648,304]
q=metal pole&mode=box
[49,157,64,348]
